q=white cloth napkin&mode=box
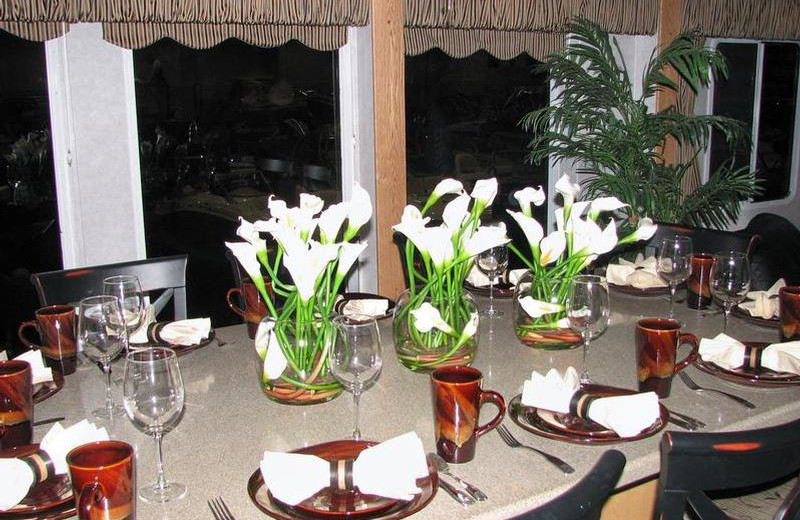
[159,318,211,345]
[260,432,429,506]
[465,266,527,287]
[128,305,156,344]
[699,333,800,374]
[342,298,390,318]
[521,367,660,437]
[739,279,785,319]
[0,420,109,511]
[13,349,53,385]
[606,254,668,289]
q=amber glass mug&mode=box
[226,281,270,339]
[635,318,699,398]
[67,441,136,520]
[0,360,33,450]
[18,305,78,375]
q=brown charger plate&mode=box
[247,439,438,520]
[608,282,670,296]
[334,293,395,321]
[463,280,515,299]
[131,324,215,356]
[32,369,64,404]
[0,444,74,518]
[695,342,800,387]
[508,387,669,445]
[731,305,780,329]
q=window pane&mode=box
[405,49,549,263]
[755,43,798,201]
[134,39,340,325]
[709,42,757,179]
[0,31,61,354]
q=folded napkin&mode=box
[0,420,109,511]
[154,318,211,346]
[260,432,429,506]
[521,367,660,437]
[606,254,668,289]
[465,266,526,287]
[13,349,53,385]
[341,298,389,318]
[699,333,800,374]
[128,305,156,344]
[739,279,785,319]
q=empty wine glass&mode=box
[566,275,610,384]
[477,244,509,318]
[710,251,751,332]
[329,315,382,441]
[77,295,126,419]
[123,347,186,503]
[103,275,145,350]
[657,235,693,319]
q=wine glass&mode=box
[329,315,382,441]
[710,251,751,332]
[77,295,126,419]
[477,244,509,318]
[122,347,186,503]
[103,275,145,350]
[566,275,610,384]
[657,235,693,319]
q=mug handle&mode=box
[226,287,246,318]
[17,321,42,350]
[78,481,106,520]
[674,332,700,373]
[474,390,506,439]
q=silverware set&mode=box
[666,408,706,431]
[496,423,575,474]
[679,371,756,409]
[429,453,487,506]
[208,497,236,520]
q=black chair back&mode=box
[30,254,189,320]
[745,213,800,289]
[654,417,800,520]
[510,449,626,520]
[644,222,758,258]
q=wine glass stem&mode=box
[580,331,591,384]
[668,282,677,318]
[103,362,114,414]
[352,391,362,441]
[153,431,169,492]
[488,278,495,312]
[723,304,732,332]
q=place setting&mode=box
[730,278,784,329]
[334,293,396,321]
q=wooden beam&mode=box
[371,0,407,299]
[656,0,684,165]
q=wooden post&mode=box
[656,0,684,166]
[371,0,407,298]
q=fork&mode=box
[496,424,575,474]
[208,497,236,520]
[679,371,756,409]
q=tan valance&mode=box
[405,0,659,59]
[683,0,800,40]
[0,0,368,50]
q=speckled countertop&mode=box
[32,290,800,520]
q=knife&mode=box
[667,415,699,431]
[438,476,476,507]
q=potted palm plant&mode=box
[522,18,760,229]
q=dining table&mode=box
[28,287,800,520]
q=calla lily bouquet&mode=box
[508,174,657,348]
[392,177,510,371]
[226,185,372,403]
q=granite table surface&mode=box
[31,289,800,520]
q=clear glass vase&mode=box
[512,271,582,350]
[393,289,479,372]
[254,316,343,405]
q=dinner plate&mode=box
[608,282,670,296]
[463,280,515,299]
[32,369,64,404]
[731,305,780,329]
[247,439,438,520]
[334,293,395,321]
[0,444,74,518]
[695,342,800,387]
[508,388,669,445]
[131,324,215,356]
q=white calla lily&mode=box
[470,178,498,207]
[344,183,373,240]
[442,193,470,234]
[591,219,619,255]
[619,217,658,245]
[432,178,464,198]
[588,197,627,220]
[518,296,563,318]
[425,226,455,269]
[337,241,368,276]
[318,201,350,243]
[225,241,262,281]
[460,311,479,340]
[555,174,581,206]
[539,231,566,266]
[268,196,288,219]
[514,186,546,217]
[392,205,432,254]
[236,218,267,252]
[568,217,595,254]
[283,242,339,301]
[507,210,544,248]
[299,193,324,216]
[463,223,509,257]
[410,302,454,334]
[255,320,287,380]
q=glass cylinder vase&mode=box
[254,316,343,405]
[512,271,582,350]
[393,289,479,372]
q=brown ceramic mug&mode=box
[686,253,714,310]
[67,440,136,520]
[0,360,33,450]
[431,366,505,464]
[18,305,78,375]
[779,286,800,342]
[635,318,699,398]
[226,281,270,339]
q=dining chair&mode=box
[653,417,800,520]
[509,449,626,520]
[30,254,189,320]
[745,212,800,289]
[643,222,759,259]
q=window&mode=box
[709,41,800,202]
[133,38,340,325]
